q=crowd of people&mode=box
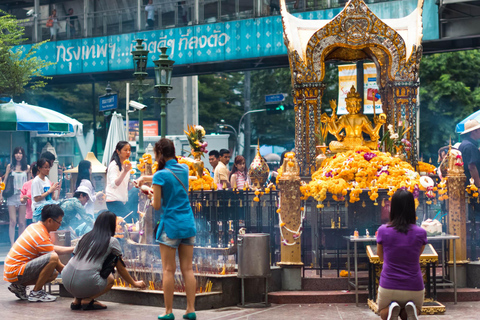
[1,138,437,320]
[0,140,198,319]
[208,148,284,190]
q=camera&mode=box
[129,100,147,110]
[26,9,35,16]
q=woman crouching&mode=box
[62,210,145,310]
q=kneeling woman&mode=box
[376,189,427,320]
[62,211,145,310]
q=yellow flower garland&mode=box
[417,161,436,174]
[177,157,216,191]
[301,147,421,203]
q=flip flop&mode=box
[70,302,82,310]
[82,299,107,310]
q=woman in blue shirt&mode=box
[152,138,196,320]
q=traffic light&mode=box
[266,104,285,115]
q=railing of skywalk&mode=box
[16,0,396,44]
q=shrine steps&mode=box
[268,288,480,305]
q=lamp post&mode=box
[131,39,149,156]
[153,47,175,138]
[218,119,238,157]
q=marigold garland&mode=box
[466,179,479,199]
[417,161,436,174]
[177,156,216,190]
[437,178,448,201]
[301,147,421,204]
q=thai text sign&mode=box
[14,0,438,77]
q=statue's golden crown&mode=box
[346,85,361,100]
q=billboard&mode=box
[126,120,159,142]
[337,63,382,115]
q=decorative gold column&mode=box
[277,154,303,266]
[139,160,154,244]
[446,149,467,262]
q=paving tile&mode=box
[2,267,480,319]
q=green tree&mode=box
[419,50,480,162]
[198,73,244,133]
[250,68,295,147]
[0,10,53,97]
[249,63,338,148]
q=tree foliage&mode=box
[198,73,244,133]
[0,10,53,97]
[419,50,480,162]
[249,63,338,148]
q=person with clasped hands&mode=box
[376,189,426,320]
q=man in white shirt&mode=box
[145,0,155,30]
[214,149,230,190]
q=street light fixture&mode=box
[217,119,238,157]
[131,39,149,156]
[153,47,175,138]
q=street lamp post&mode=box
[237,109,266,159]
[218,119,238,157]
[153,47,175,138]
[131,39,149,156]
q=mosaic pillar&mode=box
[277,158,303,266]
[446,151,467,263]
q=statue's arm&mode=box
[362,117,379,140]
[321,113,343,140]
[372,114,386,137]
[331,117,345,141]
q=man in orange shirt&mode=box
[4,204,74,302]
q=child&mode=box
[229,155,249,189]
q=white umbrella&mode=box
[102,112,127,166]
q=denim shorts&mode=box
[157,231,195,249]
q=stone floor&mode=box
[1,279,480,319]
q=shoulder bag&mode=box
[46,18,53,27]
[3,174,15,198]
[100,253,126,279]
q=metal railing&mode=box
[15,0,396,44]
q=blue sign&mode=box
[13,0,438,77]
[265,93,286,104]
[99,94,118,112]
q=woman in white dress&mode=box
[2,147,30,245]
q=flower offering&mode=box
[301,146,421,204]
[184,124,208,155]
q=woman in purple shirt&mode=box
[376,189,427,320]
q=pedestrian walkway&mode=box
[0,277,479,319]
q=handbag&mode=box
[46,19,53,27]
[100,252,125,279]
[3,174,14,198]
